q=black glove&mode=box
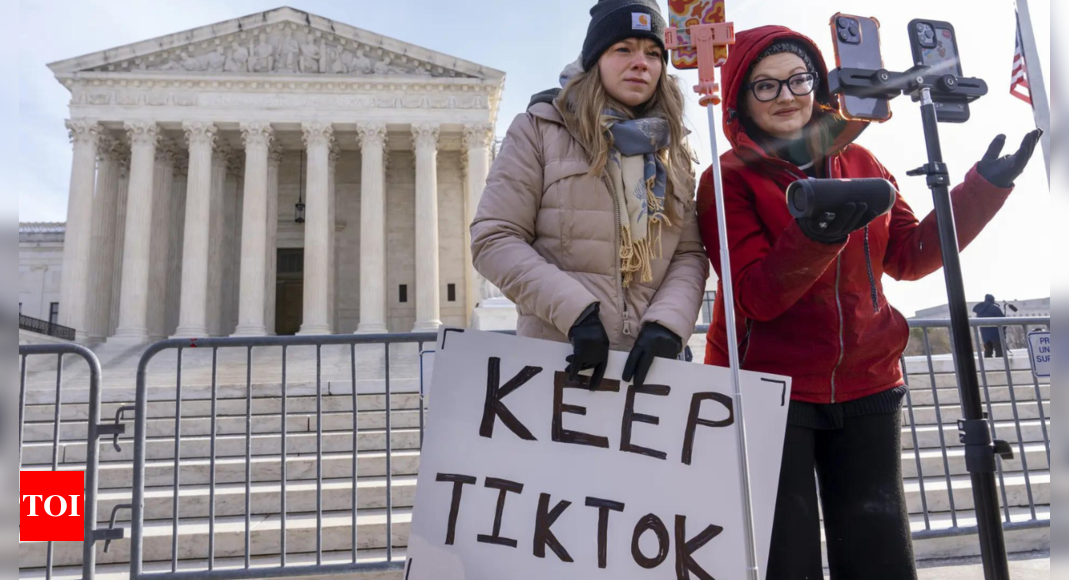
[976,130,1042,188]
[566,303,610,389]
[787,178,897,245]
[622,323,683,387]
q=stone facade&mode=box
[39,7,505,343]
[18,224,65,323]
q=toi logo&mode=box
[20,471,85,542]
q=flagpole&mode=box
[1016,0,1050,184]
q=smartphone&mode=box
[668,0,728,70]
[909,19,970,123]
[830,13,892,122]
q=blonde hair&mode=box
[557,62,695,218]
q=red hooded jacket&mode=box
[698,26,1012,404]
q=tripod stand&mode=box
[830,66,1016,580]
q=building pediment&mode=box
[47,6,504,82]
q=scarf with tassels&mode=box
[603,112,671,287]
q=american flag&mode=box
[1010,14,1033,106]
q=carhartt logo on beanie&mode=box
[582,0,668,71]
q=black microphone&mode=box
[786,178,897,220]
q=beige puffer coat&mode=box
[470,102,709,351]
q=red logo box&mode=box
[20,471,85,542]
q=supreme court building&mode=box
[27,7,506,344]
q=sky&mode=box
[16,0,1051,317]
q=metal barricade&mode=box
[101,318,1046,580]
[900,317,1050,541]
[18,343,123,580]
[128,333,436,580]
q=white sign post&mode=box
[1026,331,1050,378]
[405,328,791,580]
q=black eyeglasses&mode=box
[745,72,818,103]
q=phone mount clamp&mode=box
[830,63,1014,580]
[665,22,735,106]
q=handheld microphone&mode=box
[786,178,897,221]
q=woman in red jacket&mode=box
[697,26,1041,579]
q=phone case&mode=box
[830,13,892,122]
[908,19,970,123]
[668,0,728,70]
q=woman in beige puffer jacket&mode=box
[470,0,708,388]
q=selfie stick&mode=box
[665,20,762,580]
[830,66,1014,580]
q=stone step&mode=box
[21,428,424,466]
[21,450,422,490]
[21,408,424,444]
[905,400,1049,426]
[22,394,425,423]
[904,370,1048,391]
[19,507,413,568]
[902,442,1049,479]
[903,419,1050,450]
[97,477,418,524]
[20,549,409,580]
[23,378,425,406]
[907,384,1049,407]
[904,506,1050,561]
[903,471,1050,514]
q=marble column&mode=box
[265,142,282,335]
[411,123,442,332]
[109,149,130,336]
[355,122,388,334]
[58,120,101,342]
[233,122,274,337]
[206,142,231,337]
[165,155,188,336]
[297,123,334,335]
[112,121,160,343]
[463,123,493,321]
[172,122,217,338]
[327,144,339,333]
[86,136,122,341]
[147,140,177,340]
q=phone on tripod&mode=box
[830,13,892,122]
[909,19,970,123]
[667,0,729,69]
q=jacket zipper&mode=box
[830,255,845,403]
[603,175,631,337]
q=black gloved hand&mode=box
[566,303,610,389]
[976,130,1043,188]
[622,323,683,387]
[787,178,897,245]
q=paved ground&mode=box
[823,551,1050,579]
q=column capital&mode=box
[226,149,245,177]
[240,122,275,149]
[411,123,439,151]
[328,143,341,170]
[124,121,160,147]
[462,123,494,150]
[268,142,284,168]
[301,123,335,149]
[96,135,119,163]
[182,121,218,149]
[66,119,102,145]
[173,154,190,178]
[155,139,179,165]
[357,122,388,151]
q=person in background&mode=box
[696,25,1041,579]
[471,0,708,389]
[973,294,1007,358]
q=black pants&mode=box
[766,409,917,580]
[983,340,1004,358]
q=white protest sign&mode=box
[1026,331,1050,378]
[405,328,791,580]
